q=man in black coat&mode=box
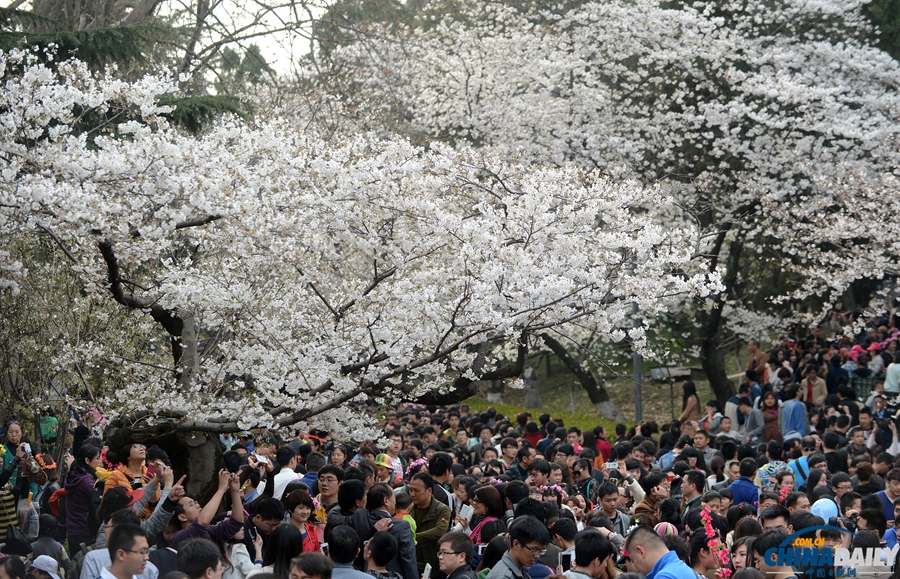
[437,531,477,579]
[367,484,419,579]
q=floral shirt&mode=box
[754,461,790,493]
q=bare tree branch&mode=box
[175,214,224,229]
[36,223,77,263]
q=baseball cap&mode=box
[32,555,62,579]
[102,486,145,515]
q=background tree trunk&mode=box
[105,424,224,501]
[540,333,626,421]
[698,237,743,401]
[523,365,541,408]
[485,379,504,403]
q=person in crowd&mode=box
[177,539,225,579]
[273,447,301,501]
[563,529,613,579]
[30,555,63,579]
[31,514,72,576]
[65,444,102,553]
[485,516,550,579]
[730,458,760,507]
[82,509,160,579]
[363,531,400,579]
[285,489,320,553]
[436,532,476,579]
[739,398,764,445]
[220,513,263,579]
[315,465,344,526]
[242,497,285,559]
[623,526,697,579]
[0,556,28,579]
[751,530,794,579]
[366,484,417,579]
[104,443,162,517]
[252,524,303,579]
[410,473,452,579]
[171,470,245,549]
[759,392,782,443]
[291,553,333,579]
[679,383,701,424]
[105,524,151,579]
[329,526,371,579]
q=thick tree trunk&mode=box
[105,423,224,501]
[523,365,541,409]
[698,237,744,402]
[177,313,200,390]
[540,333,626,421]
[485,379,504,403]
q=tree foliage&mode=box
[328,0,900,398]
[0,48,722,436]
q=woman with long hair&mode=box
[0,442,28,543]
[475,535,509,575]
[730,537,755,574]
[804,469,829,502]
[283,490,319,553]
[103,443,161,519]
[217,513,261,579]
[679,382,701,423]
[689,527,725,578]
[465,486,504,544]
[64,444,101,554]
[760,391,783,443]
[679,447,706,473]
[707,456,726,488]
[248,524,303,579]
[328,445,349,469]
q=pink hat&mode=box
[868,342,883,352]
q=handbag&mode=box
[0,487,30,555]
[3,522,31,555]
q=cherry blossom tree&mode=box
[0,49,722,446]
[333,0,900,398]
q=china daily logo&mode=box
[764,527,899,577]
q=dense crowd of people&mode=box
[2,319,900,579]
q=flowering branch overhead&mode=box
[0,49,722,438]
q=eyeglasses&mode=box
[438,551,462,557]
[836,485,852,491]
[133,444,146,450]
[522,546,547,556]
[803,447,815,452]
[320,477,339,483]
[124,549,150,556]
[573,470,583,476]
[471,498,481,504]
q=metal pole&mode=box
[631,254,643,422]
[633,299,643,422]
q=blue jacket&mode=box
[333,563,372,579]
[885,526,897,549]
[780,400,807,439]
[729,477,759,508]
[789,456,811,487]
[647,551,699,579]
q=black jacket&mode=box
[446,564,477,579]
[369,510,418,579]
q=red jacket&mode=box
[596,438,612,462]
